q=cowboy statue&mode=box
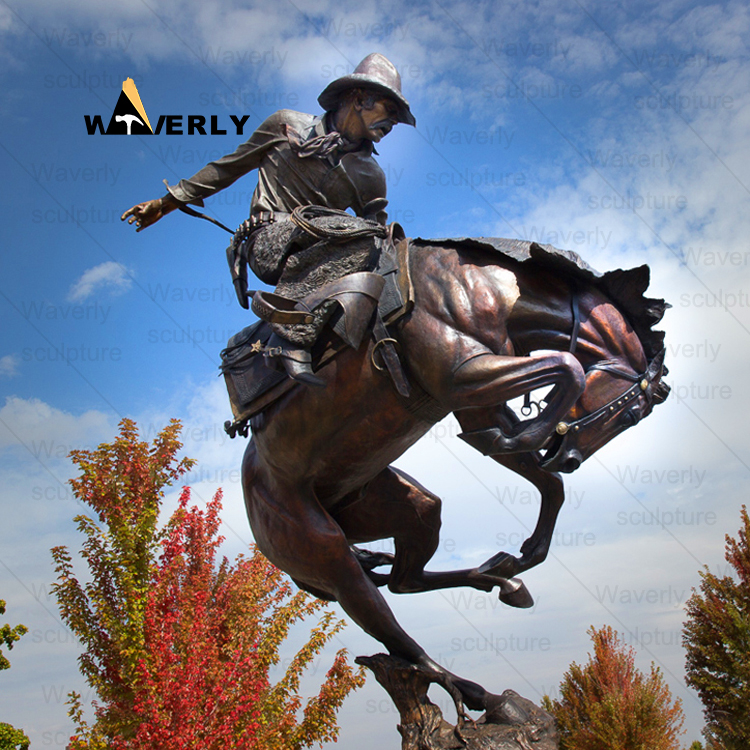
[122,53,415,387]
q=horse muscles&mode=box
[239,236,669,714]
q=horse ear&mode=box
[653,381,671,405]
[647,348,665,376]
[647,349,670,405]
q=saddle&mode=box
[221,230,421,438]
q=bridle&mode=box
[553,353,664,439]
[539,289,665,470]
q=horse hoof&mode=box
[498,578,534,609]
[483,689,531,725]
[457,427,511,455]
[351,546,395,571]
[478,551,519,579]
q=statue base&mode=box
[356,654,559,750]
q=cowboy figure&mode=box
[122,53,416,385]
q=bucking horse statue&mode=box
[220,219,669,748]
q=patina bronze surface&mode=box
[240,238,669,716]
[121,54,669,740]
[120,53,412,232]
[356,654,559,750]
[121,53,414,385]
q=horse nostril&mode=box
[560,450,582,473]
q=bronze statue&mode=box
[238,235,668,725]
[124,54,670,746]
[122,53,414,385]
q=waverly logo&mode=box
[85,77,153,135]
[85,78,250,136]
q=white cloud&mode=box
[0,4,11,32]
[0,395,113,451]
[67,261,133,302]
[0,354,20,378]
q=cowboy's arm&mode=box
[121,111,287,230]
[165,112,287,205]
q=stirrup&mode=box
[264,335,325,388]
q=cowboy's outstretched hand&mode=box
[121,194,178,232]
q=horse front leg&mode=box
[455,406,566,580]
[497,451,565,572]
[449,350,585,455]
[409,448,563,592]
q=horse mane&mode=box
[412,237,670,362]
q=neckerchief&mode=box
[285,124,348,158]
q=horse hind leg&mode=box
[290,577,337,601]
[241,443,427,663]
[333,466,442,595]
[334,467,532,606]
[244,455,533,712]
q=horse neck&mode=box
[511,272,648,377]
[576,288,647,376]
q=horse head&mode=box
[540,348,669,473]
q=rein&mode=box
[176,203,234,234]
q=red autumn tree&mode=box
[1,599,30,750]
[542,624,685,750]
[683,505,750,750]
[52,419,364,750]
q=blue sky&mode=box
[2,0,749,745]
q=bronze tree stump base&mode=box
[356,654,559,750]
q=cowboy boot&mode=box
[264,334,326,388]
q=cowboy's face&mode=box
[338,94,399,143]
[359,97,400,142]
